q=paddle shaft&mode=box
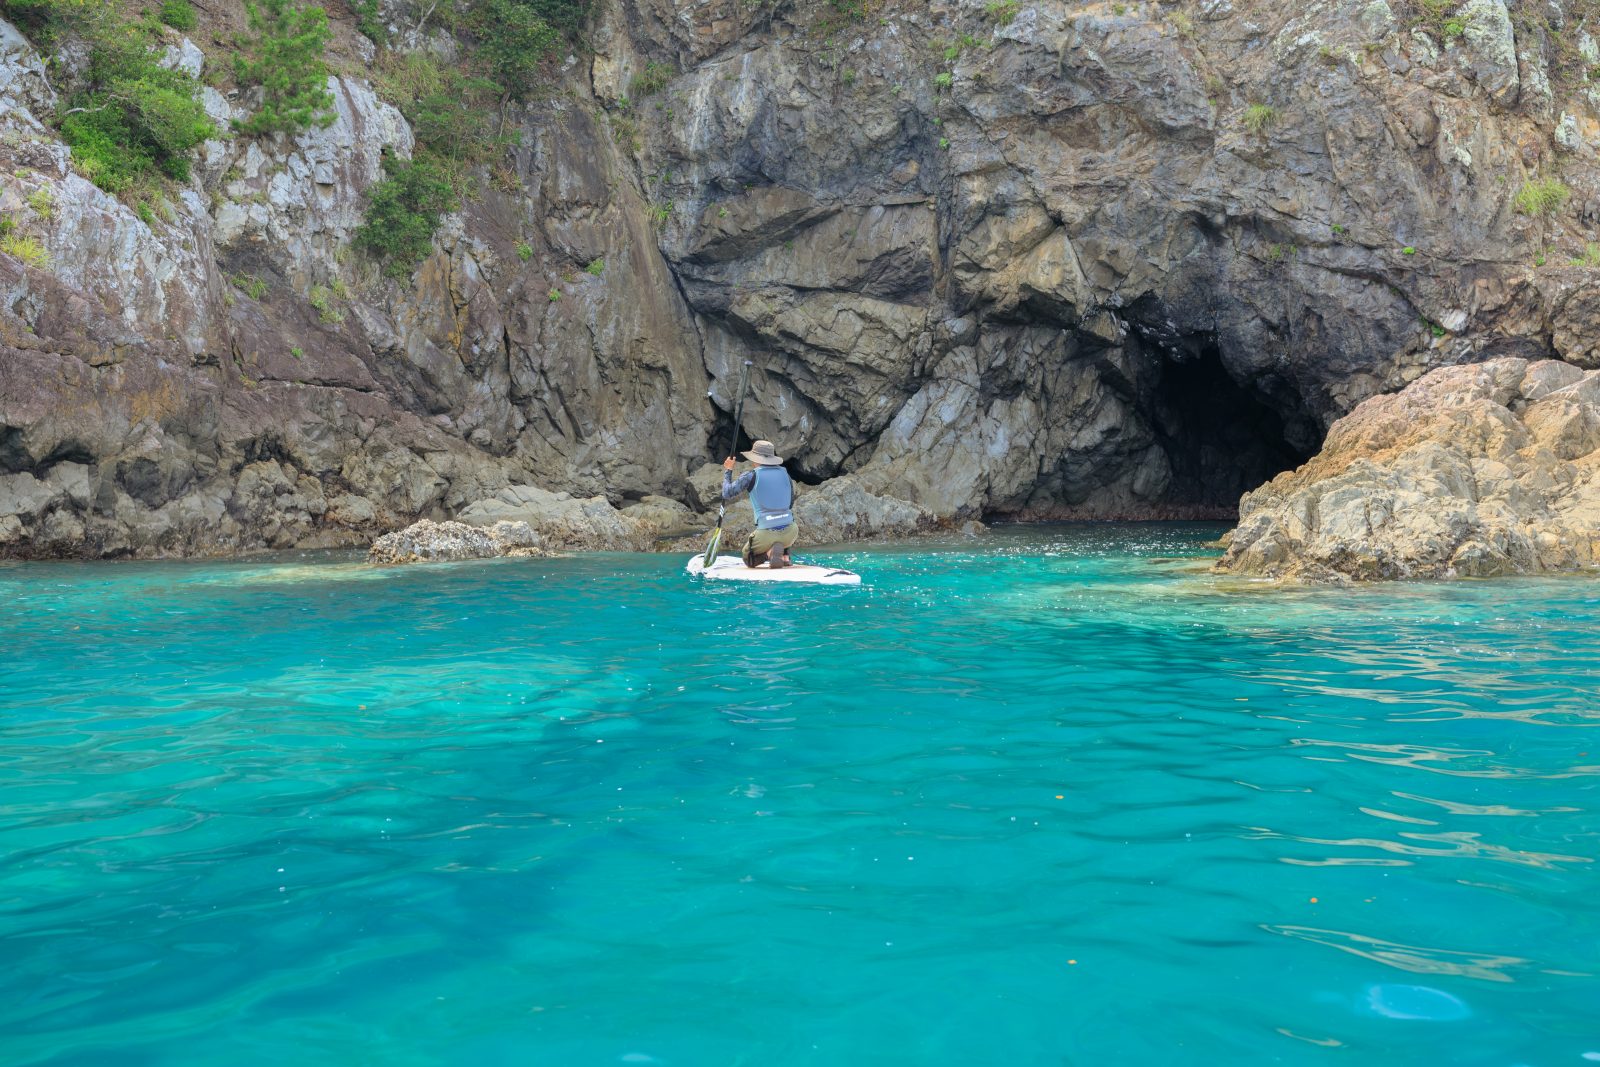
[723,360,753,468]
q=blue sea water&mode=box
[2,524,1598,1066]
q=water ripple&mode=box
[2,528,1598,1065]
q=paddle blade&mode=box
[701,527,722,567]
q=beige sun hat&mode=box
[741,440,785,466]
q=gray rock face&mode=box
[1216,359,1600,582]
[0,17,53,124]
[1457,0,1520,106]
[623,0,1600,521]
[5,2,1600,558]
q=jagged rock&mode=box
[367,518,550,564]
[620,495,699,539]
[794,476,939,544]
[1457,0,1520,106]
[457,485,650,550]
[369,520,498,564]
[0,17,53,125]
[159,37,203,78]
[1215,359,1600,582]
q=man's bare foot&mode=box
[767,547,789,569]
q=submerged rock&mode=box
[1215,359,1600,582]
[368,519,549,564]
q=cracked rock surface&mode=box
[3,0,1600,557]
[1215,358,1600,581]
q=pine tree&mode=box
[234,0,335,136]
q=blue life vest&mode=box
[750,467,794,530]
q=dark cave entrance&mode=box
[1143,345,1317,515]
[703,415,824,486]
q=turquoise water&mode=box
[3,525,1598,1066]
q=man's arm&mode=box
[721,469,756,501]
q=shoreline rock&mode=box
[1215,359,1600,583]
[368,520,549,565]
[371,476,955,563]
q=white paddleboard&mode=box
[686,554,861,585]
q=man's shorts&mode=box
[743,523,799,565]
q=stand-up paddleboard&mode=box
[686,555,861,585]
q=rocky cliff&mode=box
[2,0,1598,557]
[1216,357,1600,580]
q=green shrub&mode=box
[514,0,590,38]
[548,287,560,300]
[159,0,195,30]
[1242,103,1276,134]
[934,71,953,90]
[585,257,604,275]
[352,0,384,44]
[516,241,533,261]
[0,215,14,237]
[1515,178,1570,216]
[373,51,511,193]
[356,155,457,278]
[58,16,215,192]
[629,59,674,97]
[0,0,95,42]
[468,0,562,100]
[234,0,335,136]
[411,81,502,164]
[1402,246,1416,255]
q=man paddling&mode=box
[721,440,798,569]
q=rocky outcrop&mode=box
[436,472,940,556]
[1215,359,1600,582]
[368,518,550,564]
[456,484,655,551]
[5,1,1600,558]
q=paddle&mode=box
[702,359,753,567]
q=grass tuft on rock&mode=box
[1242,103,1277,134]
[1514,178,1570,216]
